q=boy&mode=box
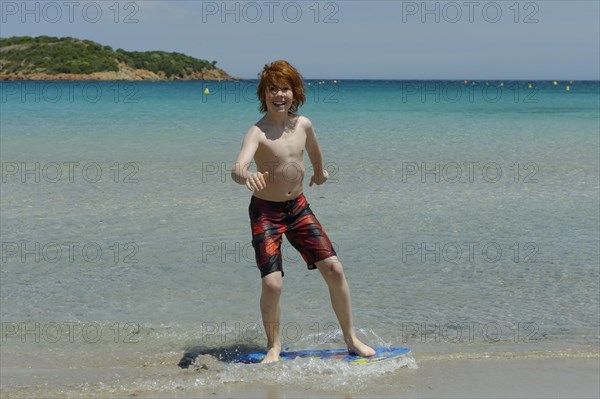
[231,60,375,363]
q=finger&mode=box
[257,174,266,190]
[260,171,269,184]
[248,175,259,190]
[264,174,270,188]
[253,178,263,191]
[246,180,254,191]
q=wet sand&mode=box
[1,352,598,398]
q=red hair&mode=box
[257,60,305,113]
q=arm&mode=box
[304,117,328,186]
[231,126,269,191]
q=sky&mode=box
[1,0,599,79]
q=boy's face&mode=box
[265,81,293,114]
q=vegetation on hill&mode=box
[0,36,221,78]
[115,49,216,78]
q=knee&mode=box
[262,277,282,296]
[321,260,345,281]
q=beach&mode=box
[1,349,598,398]
[1,80,599,397]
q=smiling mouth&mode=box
[273,101,286,106]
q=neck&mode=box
[264,111,291,128]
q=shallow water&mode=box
[1,80,598,396]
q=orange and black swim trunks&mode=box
[249,193,337,278]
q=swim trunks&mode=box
[248,193,337,278]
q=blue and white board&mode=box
[235,347,411,364]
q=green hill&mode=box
[0,36,233,80]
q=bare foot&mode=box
[346,337,376,357]
[260,346,281,364]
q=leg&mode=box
[315,256,375,357]
[260,271,283,363]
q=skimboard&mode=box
[235,347,410,364]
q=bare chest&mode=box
[257,131,306,162]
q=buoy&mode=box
[333,80,337,83]
[500,82,504,87]
[464,80,468,84]
[307,82,311,86]
[528,83,533,89]
[566,86,570,91]
[553,81,558,86]
[569,80,573,84]
[204,88,210,95]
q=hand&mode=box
[246,171,269,191]
[309,169,328,187]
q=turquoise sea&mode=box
[1,80,599,397]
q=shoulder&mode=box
[252,116,270,133]
[294,114,313,130]
[243,124,264,142]
[250,118,269,135]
